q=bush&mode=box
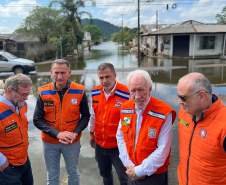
[26,44,56,62]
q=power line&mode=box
[0,0,226,7]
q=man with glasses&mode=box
[117,70,176,185]
[177,72,226,185]
[0,74,33,185]
[33,59,90,185]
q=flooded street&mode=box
[2,41,226,185]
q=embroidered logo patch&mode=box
[71,98,77,104]
[179,119,190,127]
[114,100,122,108]
[148,128,156,138]
[122,117,131,126]
[200,128,207,138]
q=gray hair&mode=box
[51,59,70,69]
[192,76,212,94]
[98,63,116,74]
[4,74,32,91]
[127,70,152,89]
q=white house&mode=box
[149,20,226,58]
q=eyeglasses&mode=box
[12,88,31,98]
[177,90,207,102]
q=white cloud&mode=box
[179,0,223,23]
[0,0,38,33]
[103,5,137,18]
[0,0,37,18]
[0,26,15,33]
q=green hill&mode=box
[82,18,121,40]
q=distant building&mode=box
[145,20,226,58]
[0,33,40,57]
[83,31,92,50]
[140,24,169,56]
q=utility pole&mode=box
[137,0,141,66]
[60,35,63,59]
[156,10,158,53]
[121,14,124,49]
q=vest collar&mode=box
[195,95,223,123]
[53,80,71,91]
[0,95,17,111]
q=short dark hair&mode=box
[51,59,70,69]
[98,63,115,74]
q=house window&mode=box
[17,43,25,51]
[163,37,170,45]
[0,41,3,50]
[199,36,215,49]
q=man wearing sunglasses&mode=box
[0,74,33,185]
[177,72,226,185]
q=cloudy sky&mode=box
[0,0,225,33]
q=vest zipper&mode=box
[186,122,197,185]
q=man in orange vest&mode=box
[177,72,226,185]
[89,63,129,185]
[0,74,33,185]
[117,69,176,185]
[33,59,90,185]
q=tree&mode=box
[112,27,136,46]
[83,24,102,43]
[216,6,226,24]
[50,0,91,53]
[15,7,62,44]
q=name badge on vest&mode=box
[148,128,156,138]
[44,100,54,107]
[5,122,18,133]
[121,109,134,114]
[71,98,77,105]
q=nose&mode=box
[56,73,64,80]
[133,91,142,100]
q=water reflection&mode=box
[0,41,226,102]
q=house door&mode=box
[173,35,189,57]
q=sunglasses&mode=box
[177,90,202,102]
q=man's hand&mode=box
[126,166,136,179]
[0,158,9,172]
[57,131,77,144]
[126,166,144,181]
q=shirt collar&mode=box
[103,81,117,96]
[135,96,151,112]
[0,95,17,111]
[54,80,71,91]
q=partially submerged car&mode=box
[0,51,35,74]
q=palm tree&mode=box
[50,0,92,55]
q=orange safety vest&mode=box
[92,82,129,148]
[0,101,28,166]
[38,82,84,144]
[120,97,176,174]
[178,98,226,185]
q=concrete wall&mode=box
[158,35,172,56]
[189,33,224,57]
